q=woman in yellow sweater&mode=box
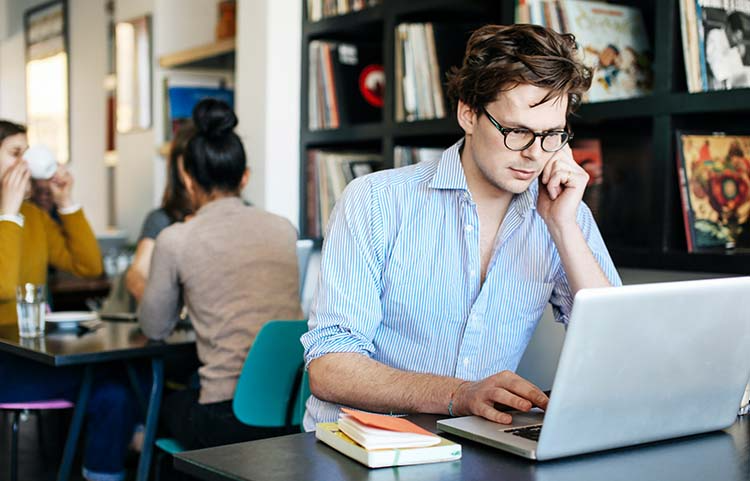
[0,120,138,481]
[0,120,102,322]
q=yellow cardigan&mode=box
[0,201,103,325]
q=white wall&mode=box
[113,0,155,241]
[0,0,47,123]
[68,0,107,232]
[236,0,301,226]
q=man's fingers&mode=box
[489,388,533,412]
[541,158,556,184]
[477,402,513,424]
[496,371,549,408]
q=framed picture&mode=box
[24,0,70,164]
[116,15,152,133]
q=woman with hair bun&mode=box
[138,99,303,448]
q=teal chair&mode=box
[154,320,310,477]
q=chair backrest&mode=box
[296,239,314,293]
[232,320,309,428]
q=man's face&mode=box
[463,84,568,195]
[0,133,28,177]
[31,178,55,212]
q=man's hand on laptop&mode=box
[453,371,549,424]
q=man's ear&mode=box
[456,99,478,136]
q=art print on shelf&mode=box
[676,132,750,252]
[24,0,70,164]
[559,0,654,103]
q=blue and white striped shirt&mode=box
[301,138,621,430]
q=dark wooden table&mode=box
[175,414,750,481]
[0,321,195,481]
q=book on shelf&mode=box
[680,0,750,92]
[308,40,383,130]
[306,0,381,23]
[676,131,750,252]
[394,146,444,168]
[315,408,461,468]
[516,0,654,103]
[395,23,475,122]
[571,138,603,221]
[306,149,382,238]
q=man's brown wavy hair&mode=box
[446,24,592,117]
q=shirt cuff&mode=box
[0,213,24,227]
[57,204,82,215]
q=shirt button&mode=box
[463,357,470,367]
[469,269,476,277]
[464,224,474,233]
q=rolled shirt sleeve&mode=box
[549,202,622,326]
[301,176,387,366]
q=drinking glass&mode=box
[16,283,46,338]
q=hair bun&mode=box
[192,98,237,140]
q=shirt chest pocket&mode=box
[500,279,555,327]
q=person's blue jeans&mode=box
[0,352,141,481]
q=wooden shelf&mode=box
[575,95,659,123]
[159,38,236,70]
[302,122,385,146]
[304,5,384,38]
[610,246,750,275]
[391,118,462,140]
[669,89,750,115]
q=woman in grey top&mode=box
[138,99,303,449]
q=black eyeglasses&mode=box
[481,107,573,153]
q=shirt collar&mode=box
[429,137,538,217]
[428,138,469,191]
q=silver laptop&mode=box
[437,277,750,460]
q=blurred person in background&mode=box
[139,99,303,449]
[126,123,195,301]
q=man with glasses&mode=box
[302,24,621,429]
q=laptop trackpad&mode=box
[506,408,545,428]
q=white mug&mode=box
[23,144,58,180]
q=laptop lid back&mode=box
[536,277,750,460]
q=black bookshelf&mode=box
[299,0,750,274]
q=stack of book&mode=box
[306,0,381,22]
[305,150,382,238]
[316,408,462,468]
[394,23,471,122]
[680,0,750,92]
[309,40,383,130]
[393,146,444,168]
[515,0,654,103]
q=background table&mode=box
[0,321,195,481]
[175,414,750,481]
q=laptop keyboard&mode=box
[505,424,542,442]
